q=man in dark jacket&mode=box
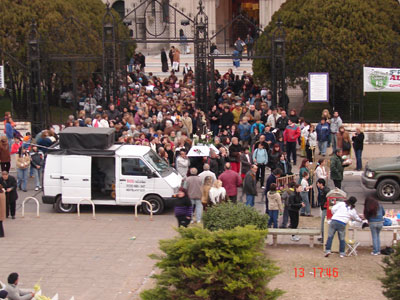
[220,106,234,129]
[317,178,330,242]
[107,104,121,123]
[288,184,305,241]
[276,110,289,132]
[0,171,18,219]
[243,165,258,207]
[330,148,344,188]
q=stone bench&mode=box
[268,228,321,248]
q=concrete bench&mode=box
[268,228,321,248]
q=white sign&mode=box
[363,67,400,92]
[0,65,4,89]
[308,73,329,102]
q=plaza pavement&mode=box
[0,143,399,299]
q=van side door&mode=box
[117,157,154,204]
[61,155,91,203]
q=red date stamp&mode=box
[294,267,339,278]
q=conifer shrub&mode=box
[140,226,283,300]
[380,243,400,299]
[202,202,269,231]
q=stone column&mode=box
[259,0,269,30]
[204,0,216,37]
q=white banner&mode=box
[0,65,4,89]
[363,67,400,92]
[308,72,329,102]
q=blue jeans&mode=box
[331,134,338,152]
[268,210,279,228]
[300,191,310,215]
[369,222,383,254]
[355,149,363,170]
[321,209,327,239]
[325,220,346,255]
[318,141,328,155]
[191,199,203,222]
[246,194,255,207]
[32,167,41,188]
[17,168,29,191]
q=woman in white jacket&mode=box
[209,180,228,205]
[315,159,327,207]
[304,124,317,162]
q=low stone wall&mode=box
[343,123,400,144]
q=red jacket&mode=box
[283,124,301,142]
[218,170,242,197]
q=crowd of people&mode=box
[1,47,383,256]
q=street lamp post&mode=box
[271,19,286,110]
[103,5,117,107]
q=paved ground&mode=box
[1,144,399,299]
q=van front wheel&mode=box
[142,196,164,215]
[55,196,77,213]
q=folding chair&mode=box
[345,226,360,256]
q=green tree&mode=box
[141,226,283,300]
[380,243,400,299]
[253,0,400,110]
[0,0,133,119]
[203,202,269,231]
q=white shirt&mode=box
[301,178,309,192]
[209,187,226,205]
[267,113,280,128]
[198,170,217,185]
[315,165,327,180]
[331,202,362,224]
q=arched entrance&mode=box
[112,0,125,20]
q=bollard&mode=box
[77,199,96,220]
[134,200,153,221]
[22,197,40,218]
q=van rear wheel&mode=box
[55,196,77,213]
[142,196,164,215]
[377,179,400,202]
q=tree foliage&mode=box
[380,243,400,299]
[253,0,400,102]
[141,226,283,300]
[0,0,133,118]
[203,202,269,231]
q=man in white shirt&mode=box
[267,108,281,129]
[198,163,216,184]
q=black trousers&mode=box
[6,194,15,217]
[306,145,314,162]
[256,164,266,186]
[176,215,191,227]
[286,142,297,164]
[289,210,299,229]
[1,162,10,173]
[333,180,342,189]
[0,221,4,237]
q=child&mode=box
[267,183,283,228]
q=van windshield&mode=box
[144,150,170,175]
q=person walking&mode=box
[173,188,192,228]
[218,162,242,203]
[324,197,362,258]
[161,48,169,72]
[330,148,345,189]
[0,171,18,219]
[243,164,258,207]
[252,142,268,188]
[364,196,385,255]
[288,184,305,241]
[185,168,203,223]
[30,145,44,191]
[283,119,301,165]
[245,34,254,59]
[234,37,245,58]
[316,178,330,242]
[0,136,11,172]
[16,147,30,192]
[267,183,283,228]
[0,184,5,237]
[352,127,365,171]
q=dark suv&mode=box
[362,157,400,202]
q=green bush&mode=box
[140,226,283,300]
[202,202,269,231]
[380,243,400,299]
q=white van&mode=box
[42,128,182,214]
